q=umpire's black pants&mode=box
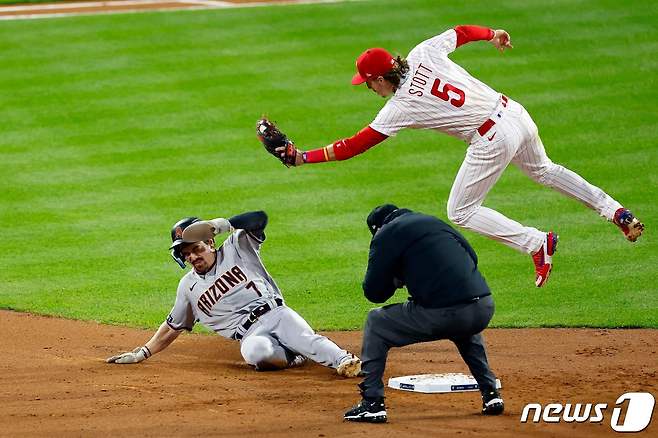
[360,295,497,399]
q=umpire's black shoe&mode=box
[482,390,504,415]
[344,397,387,423]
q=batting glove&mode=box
[106,346,152,364]
[209,218,234,235]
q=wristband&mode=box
[303,147,330,163]
[141,345,152,358]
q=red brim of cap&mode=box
[351,72,366,85]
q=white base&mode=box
[388,373,502,394]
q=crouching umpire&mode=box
[344,204,504,423]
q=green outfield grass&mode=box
[1,0,656,330]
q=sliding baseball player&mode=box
[107,211,361,377]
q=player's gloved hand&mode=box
[274,144,304,167]
[106,346,151,364]
[256,118,303,167]
[182,218,234,242]
[489,29,513,52]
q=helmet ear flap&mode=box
[169,216,201,268]
[171,248,186,269]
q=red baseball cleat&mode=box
[532,232,558,287]
[613,208,644,242]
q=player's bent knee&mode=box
[447,207,473,227]
[240,335,279,366]
[448,214,466,226]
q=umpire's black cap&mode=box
[366,204,398,235]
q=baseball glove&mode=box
[256,118,300,167]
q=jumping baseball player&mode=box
[107,210,362,377]
[259,25,645,288]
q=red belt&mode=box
[477,95,508,136]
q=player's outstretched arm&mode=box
[453,25,512,52]
[299,126,388,165]
[273,126,387,166]
[106,322,182,364]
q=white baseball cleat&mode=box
[337,354,362,378]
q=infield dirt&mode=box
[1,310,656,437]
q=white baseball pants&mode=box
[447,97,622,254]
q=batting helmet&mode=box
[169,216,200,269]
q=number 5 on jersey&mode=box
[431,78,465,107]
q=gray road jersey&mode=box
[166,229,283,339]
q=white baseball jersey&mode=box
[369,28,623,258]
[370,29,500,142]
[166,229,283,339]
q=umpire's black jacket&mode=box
[362,209,490,308]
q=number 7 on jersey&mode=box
[246,281,262,297]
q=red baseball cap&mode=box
[351,48,395,85]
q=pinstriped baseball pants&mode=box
[447,97,623,254]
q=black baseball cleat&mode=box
[482,390,504,415]
[344,397,387,423]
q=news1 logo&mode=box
[520,392,655,432]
